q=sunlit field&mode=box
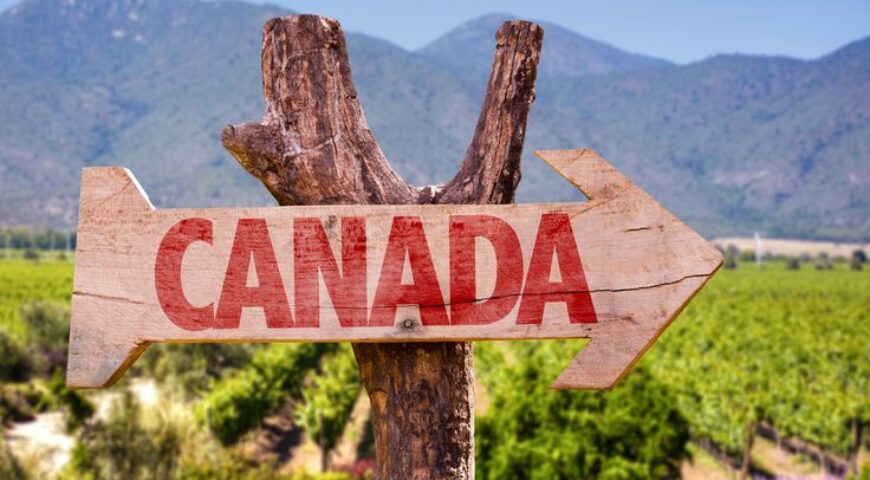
[1,253,867,478]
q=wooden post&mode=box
[222,15,542,479]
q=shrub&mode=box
[46,370,94,432]
[851,250,866,271]
[0,331,32,383]
[0,386,35,424]
[136,343,254,397]
[815,253,834,270]
[475,341,690,479]
[723,245,739,269]
[21,250,39,262]
[21,301,70,370]
[723,255,738,270]
[204,343,335,445]
[786,257,801,270]
[295,345,362,471]
[0,436,28,480]
[63,391,181,480]
[177,452,289,480]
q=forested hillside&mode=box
[0,0,867,240]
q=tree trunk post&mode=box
[739,420,755,479]
[222,15,542,479]
[847,417,860,477]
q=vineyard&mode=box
[0,257,73,340]
[648,264,868,469]
[0,254,867,478]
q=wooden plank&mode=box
[67,148,722,389]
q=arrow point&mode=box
[534,149,634,201]
[550,337,645,390]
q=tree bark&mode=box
[222,14,542,479]
[739,420,755,480]
[849,417,861,478]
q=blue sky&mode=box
[1,0,868,63]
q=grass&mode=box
[0,257,73,340]
[0,253,867,476]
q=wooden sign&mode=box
[68,149,722,389]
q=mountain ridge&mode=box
[0,0,867,241]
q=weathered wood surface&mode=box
[68,149,722,390]
[223,15,543,480]
[67,15,722,480]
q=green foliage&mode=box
[0,259,73,343]
[176,451,289,480]
[2,1,869,240]
[21,302,69,352]
[0,229,75,251]
[136,343,255,398]
[21,301,70,371]
[0,331,32,382]
[295,345,362,469]
[179,455,353,480]
[853,250,867,264]
[0,436,28,480]
[475,341,690,479]
[63,391,182,480]
[648,264,869,457]
[0,381,52,425]
[739,249,757,263]
[46,370,94,432]
[204,343,336,445]
[289,472,353,480]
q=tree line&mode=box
[0,227,76,251]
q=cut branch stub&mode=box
[222,15,417,206]
[222,14,542,480]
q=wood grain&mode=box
[68,149,722,390]
[219,16,543,479]
[67,15,721,480]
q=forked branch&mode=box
[221,14,542,480]
[222,14,542,207]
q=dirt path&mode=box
[5,411,73,477]
[4,378,159,478]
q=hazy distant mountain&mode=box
[0,0,867,241]
[418,13,671,89]
[527,38,870,239]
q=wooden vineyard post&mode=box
[221,15,543,479]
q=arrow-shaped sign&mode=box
[67,149,722,389]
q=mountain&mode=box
[418,13,671,88]
[526,39,870,239]
[0,0,867,241]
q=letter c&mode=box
[155,218,214,331]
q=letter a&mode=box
[371,216,448,326]
[215,219,293,329]
[517,213,597,325]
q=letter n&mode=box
[294,217,367,327]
